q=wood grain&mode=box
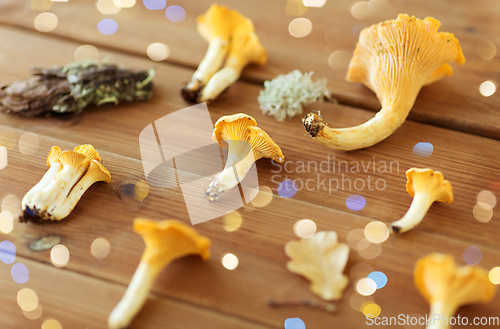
[0,9,499,329]
[0,0,499,138]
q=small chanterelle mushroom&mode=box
[303,14,465,150]
[206,113,284,201]
[390,168,453,234]
[108,219,211,329]
[414,253,496,329]
[181,4,266,103]
[20,144,110,222]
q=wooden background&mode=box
[0,0,499,328]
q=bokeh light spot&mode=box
[18,132,39,155]
[477,40,497,60]
[288,18,313,38]
[473,202,493,223]
[367,271,388,289]
[356,278,377,296]
[346,194,366,211]
[303,0,326,7]
[222,211,243,232]
[165,5,186,22]
[0,129,17,150]
[349,263,374,279]
[278,180,298,198]
[134,180,150,200]
[349,292,373,312]
[479,80,496,97]
[147,43,170,61]
[17,288,38,312]
[364,221,389,244]
[91,238,111,259]
[351,1,371,20]
[346,229,365,250]
[0,240,16,263]
[31,0,52,11]
[328,50,352,71]
[22,305,43,320]
[293,219,317,238]
[285,0,307,16]
[42,319,63,329]
[489,267,500,285]
[463,246,482,266]
[12,263,29,284]
[0,211,14,234]
[74,45,100,62]
[284,317,306,329]
[221,253,238,270]
[98,19,118,35]
[477,190,496,208]
[3,194,21,218]
[51,244,70,268]
[113,0,136,8]
[251,186,273,207]
[96,0,121,14]
[357,241,382,260]
[34,13,58,32]
[143,0,165,10]
[363,302,381,318]
[0,146,7,170]
[412,142,433,158]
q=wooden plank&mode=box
[0,25,499,245]
[0,255,272,329]
[0,24,499,328]
[1,124,499,328]
[0,0,499,138]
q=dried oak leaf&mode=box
[285,231,349,301]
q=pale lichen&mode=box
[258,70,330,121]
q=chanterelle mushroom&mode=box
[199,16,267,103]
[180,4,241,102]
[108,219,211,329]
[20,144,110,222]
[414,253,496,329]
[390,168,452,234]
[206,113,283,201]
[303,14,465,150]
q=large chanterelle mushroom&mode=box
[303,14,465,151]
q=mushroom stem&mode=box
[390,193,433,234]
[187,38,229,91]
[108,262,158,329]
[29,161,86,214]
[199,64,241,103]
[303,92,416,151]
[49,162,110,220]
[206,148,255,201]
[426,301,454,329]
[22,162,62,210]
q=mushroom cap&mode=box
[74,144,101,163]
[346,14,465,109]
[226,17,267,68]
[246,126,284,163]
[87,159,111,183]
[58,150,88,169]
[405,168,453,203]
[197,4,243,43]
[46,146,62,166]
[133,219,211,271]
[414,253,496,308]
[212,113,257,145]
